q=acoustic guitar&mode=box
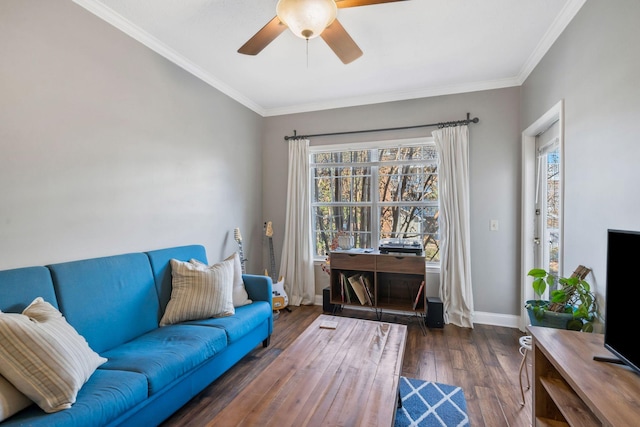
[264,221,288,311]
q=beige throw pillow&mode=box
[0,374,32,422]
[0,298,107,413]
[160,258,235,326]
[191,253,252,307]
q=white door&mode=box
[520,101,564,331]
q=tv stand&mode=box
[528,326,640,426]
[328,250,426,313]
[593,355,626,365]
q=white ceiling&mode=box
[73,0,585,117]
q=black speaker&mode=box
[426,296,444,328]
[323,287,336,313]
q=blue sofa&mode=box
[0,245,273,426]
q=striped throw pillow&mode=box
[190,252,252,308]
[160,258,235,326]
[0,298,107,413]
[0,374,32,421]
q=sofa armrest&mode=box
[242,274,272,304]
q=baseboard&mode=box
[313,295,521,329]
[472,311,521,328]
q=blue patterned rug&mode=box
[395,376,470,427]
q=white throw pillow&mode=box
[0,374,32,422]
[0,298,107,413]
[160,258,235,326]
[191,253,252,307]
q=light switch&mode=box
[490,220,499,231]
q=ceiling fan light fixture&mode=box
[276,0,338,40]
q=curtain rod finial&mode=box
[284,130,298,141]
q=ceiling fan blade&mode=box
[238,16,287,55]
[336,0,408,9]
[320,19,363,64]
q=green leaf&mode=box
[550,289,566,303]
[527,268,547,278]
[567,319,583,331]
[532,277,546,297]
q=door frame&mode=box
[520,100,565,331]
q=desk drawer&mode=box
[376,255,425,274]
[330,253,376,271]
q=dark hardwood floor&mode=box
[161,305,532,427]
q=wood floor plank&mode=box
[161,305,532,427]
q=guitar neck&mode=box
[234,227,247,275]
[268,238,276,282]
[237,243,246,274]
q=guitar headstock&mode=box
[265,221,273,238]
[234,227,242,243]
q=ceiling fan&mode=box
[238,0,408,65]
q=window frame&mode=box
[309,137,440,268]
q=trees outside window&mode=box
[310,139,440,265]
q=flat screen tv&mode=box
[603,229,640,374]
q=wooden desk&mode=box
[207,314,407,427]
[528,326,640,426]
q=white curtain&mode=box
[432,125,474,328]
[279,138,315,306]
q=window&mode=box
[310,138,440,265]
[536,133,561,290]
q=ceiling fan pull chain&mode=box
[306,38,309,68]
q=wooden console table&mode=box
[329,250,426,313]
[528,326,640,426]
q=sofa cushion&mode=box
[0,375,32,422]
[160,259,235,326]
[0,297,107,413]
[0,369,148,427]
[187,301,273,343]
[47,253,160,354]
[99,325,227,394]
[0,266,58,313]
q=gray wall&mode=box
[263,88,522,316]
[4,0,635,323]
[521,0,640,311]
[0,1,264,271]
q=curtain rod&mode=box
[283,112,479,141]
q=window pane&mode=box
[313,176,332,203]
[378,145,438,161]
[312,150,371,164]
[313,206,371,256]
[379,205,440,262]
[379,164,438,202]
[546,148,561,283]
[312,166,371,203]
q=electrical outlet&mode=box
[490,220,499,231]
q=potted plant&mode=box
[526,266,599,332]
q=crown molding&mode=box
[516,0,586,84]
[262,77,521,117]
[72,0,267,116]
